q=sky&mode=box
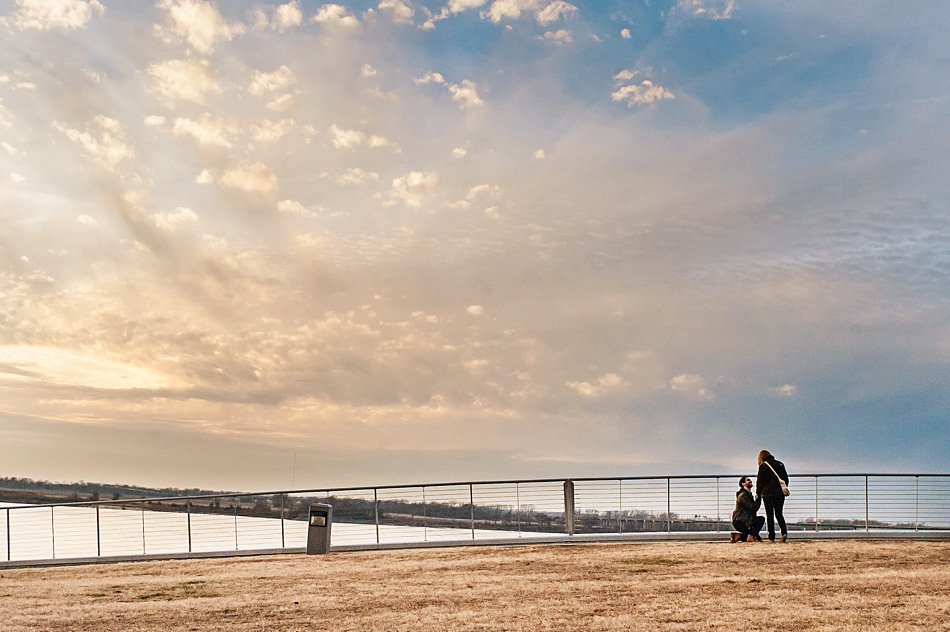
[1,0,949,492]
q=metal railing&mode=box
[2,473,948,564]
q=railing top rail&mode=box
[3,472,949,511]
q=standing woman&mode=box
[756,450,789,542]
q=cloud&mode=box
[540,29,572,45]
[392,171,438,207]
[361,64,377,78]
[152,207,198,231]
[329,124,396,151]
[218,163,278,192]
[250,118,296,143]
[670,374,711,399]
[378,0,414,24]
[336,168,379,185]
[76,214,96,225]
[249,66,297,96]
[156,0,245,54]
[536,1,576,26]
[448,80,483,108]
[414,72,446,85]
[452,147,468,159]
[172,114,233,148]
[775,384,796,397]
[483,0,537,23]
[466,304,484,315]
[566,372,624,398]
[272,1,303,31]
[611,79,675,107]
[52,116,134,172]
[9,0,104,31]
[143,115,167,127]
[533,148,545,159]
[312,4,359,28]
[276,199,314,216]
[148,59,220,104]
[620,28,631,39]
[677,0,735,20]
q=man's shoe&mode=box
[754,535,763,542]
[730,532,741,543]
[781,534,787,543]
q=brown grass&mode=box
[2,540,949,631]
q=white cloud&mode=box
[536,1,576,26]
[2,142,22,156]
[361,64,377,78]
[466,304,484,315]
[250,118,296,143]
[448,80,483,108]
[337,168,379,185]
[449,0,489,11]
[219,162,278,192]
[452,146,468,159]
[566,372,624,398]
[313,4,360,28]
[266,93,296,112]
[540,29,572,45]
[466,184,502,199]
[156,0,245,54]
[678,0,735,20]
[611,80,675,107]
[613,69,637,81]
[148,59,220,104]
[329,124,396,151]
[52,115,134,172]
[392,171,438,207]
[670,374,711,399]
[620,28,631,39]
[414,71,446,85]
[76,214,96,225]
[143,115,167,127]
[533,148,545,159]
[195,168,214,184]
[276,199,314,216]
[152,206,198,230]
[172,114,232,148]
[378,0,414,23]
[483,0,537,23]
[10,0,104,31]
[272,1,303,31]
[249,66,297,96]
[775,384,797,397]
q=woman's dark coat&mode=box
[756,457,789,498]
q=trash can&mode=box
[306,503,333,555]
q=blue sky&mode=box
[0,0,948,491]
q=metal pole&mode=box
[374,488,380,544]
[141,502,146,554]
[96,504,101,557]
[422,487,427,542]
[6,507,10,561]
[187,500,192,553]
[619,479,624,534]
[915,476,919,532]
[234,503,239,550]
[815,476,819,532]
[280,494,285,549]
[865,475,869,533]
[470,483,475,540]
[667,478,671,533]
[563,480,575,536]
[50,507,55,559]
[716,477,720,533]
[516,482,521,536]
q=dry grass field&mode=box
[2,540,948,631]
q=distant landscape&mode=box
[0,476,226,505]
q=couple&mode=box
[731,450,789,543]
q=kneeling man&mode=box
[732,476,765,542]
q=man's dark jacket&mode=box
[756,457,789,498]
[732,488,761,525]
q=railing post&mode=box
[422,487,428,542]
[96,504,101,557]
[374,488,380,544]
[141,501,146,554]
[667,478,671,533]
[618,479,624,534]
[187,500,192,553]
[470,483,475,539]
[51,506,55,559]
[516,482,521,536]
[234,503,239,550]
[6,507,10,561]
[715,477,720,533]
[815,476,819,532]
[915,476,919,532]
[280,494,286,549]
[564,479,575,536]
[865,475,869,533]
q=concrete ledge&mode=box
[3,530,948,569]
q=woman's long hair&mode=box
[757,449,772,465]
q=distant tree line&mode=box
[0,476,227,504]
